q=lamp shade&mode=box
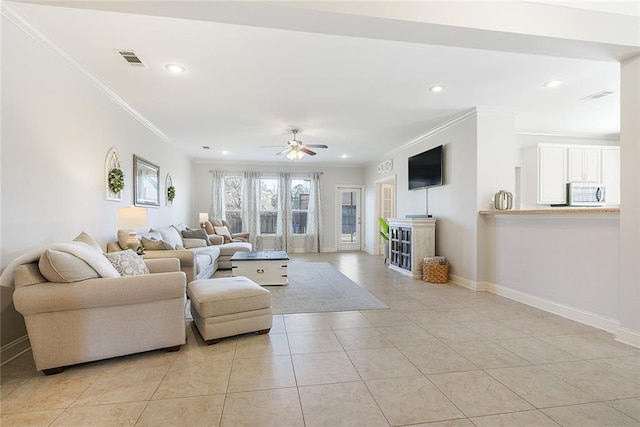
[199,213,209,223]
[117,207,148,230]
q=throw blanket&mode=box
[0,242,119,288]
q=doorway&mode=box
[375,176,396,255]
[337,186,362,251]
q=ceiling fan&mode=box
[267,129,328,160]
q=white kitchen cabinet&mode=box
[537,145,567,204]
[568,148,601,182]
[601,147,621,204]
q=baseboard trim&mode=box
[616,327,640,348]
[483,281,620,334]
[1,335,30,366]
[449,274,486,291]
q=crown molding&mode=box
[516,131,619,140]
[1,3,186,152]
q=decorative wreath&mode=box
[108,168,125,193]
[167,185,176,202]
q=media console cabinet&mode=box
[388,218,436,279]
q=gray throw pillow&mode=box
[104,250,149,276]
[181,228,211,245]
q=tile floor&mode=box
[1,252,639,426]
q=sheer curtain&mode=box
[304,172,323,252]
[210,170,226,219]
[274,172,293,252]
[242,171,263,250]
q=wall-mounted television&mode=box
[408,144,443,190]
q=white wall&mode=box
[618,55,640,346]
[191,161,364,252]
[0,16,193,357]
[364,111,480,280]
[481,214,620,330]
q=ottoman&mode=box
[187,276,272,344]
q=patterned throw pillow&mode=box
[104,250,149,276]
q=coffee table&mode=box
[230,251,289,286]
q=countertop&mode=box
[479,207,620,215]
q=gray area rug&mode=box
[266,261,388,314]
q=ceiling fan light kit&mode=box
[273,129,329,161]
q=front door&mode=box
[337,187,362,251]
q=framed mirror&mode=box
[134,155,160,207]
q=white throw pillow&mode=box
[214,226,232,243]
[104,250,149,276]
[153,226,184,248]
[39,249,100,283]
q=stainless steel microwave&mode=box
[566,183,606,206]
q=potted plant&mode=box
[379,217,390,263]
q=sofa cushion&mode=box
[141,236,175,250]
[194,254,212,275]
[104,250,150,276]
[183,238,207,249]
[218,242,252,257]
[73,232,103,252]
[204,221,215,235]
[181,228,211,245]
[154,226,184,249]
[214,226,232,243]
[14,262,47,288]
[39,249,101,283]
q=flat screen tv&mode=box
[408,145,443,190]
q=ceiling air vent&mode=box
[580,90,614,101]
[117,50,146,67]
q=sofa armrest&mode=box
[14,272,186,316]
[144,258,180,274]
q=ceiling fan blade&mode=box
[276,147,292,155]
[299,147,317,156]
[303,144,328,149]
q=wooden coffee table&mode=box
[230,251,289,286]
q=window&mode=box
[224,176,242,233]
[259,178,278,234]
[292,178,310,234]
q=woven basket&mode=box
[423,262,449,284]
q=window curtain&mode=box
[210,170,226,220]
[242,171,263,250]
[304,172,323,253]
[274,172,293,252]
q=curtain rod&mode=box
[209,170,323,174]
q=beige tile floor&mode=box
[2,252,639,426]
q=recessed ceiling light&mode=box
[543,79,562,88]
[341,154,349,159]
[221,150,229,155]
[165,64,186,74]
[429,85,445,93]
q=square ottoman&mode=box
[187,276,272,344]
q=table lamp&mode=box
[117,206,148,249]
[199,213,209,228]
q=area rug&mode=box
[266,261,388,314]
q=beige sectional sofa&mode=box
[7,233,187,374]
[107,223,252,282]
